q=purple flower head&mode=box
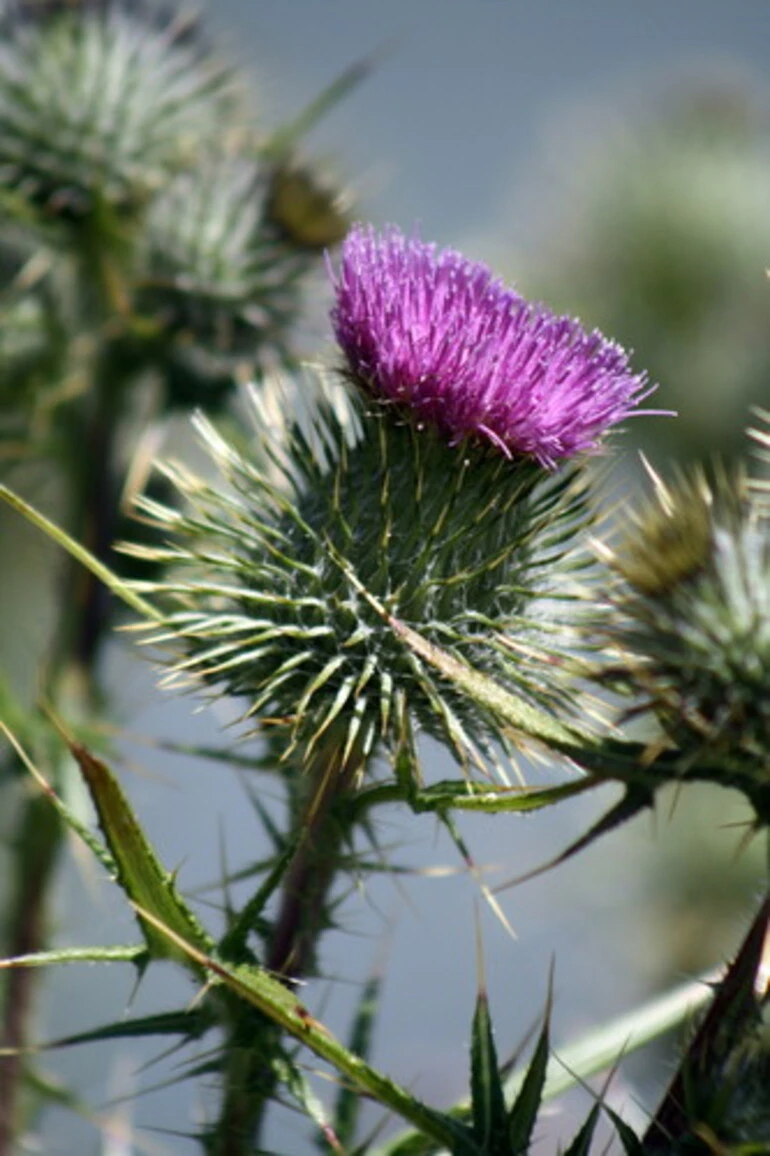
[330,224,655,467]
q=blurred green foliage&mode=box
[524,80,770,464]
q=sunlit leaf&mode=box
[67,738,214,968]
[132,902,481,1155]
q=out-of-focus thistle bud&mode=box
[132,150,331,409]
[596,455,770,819]
[0,0,237,220]
[126,226,652,775]
[0,3,352,416]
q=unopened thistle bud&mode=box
[135,150,338,409]
[597,462,770,813]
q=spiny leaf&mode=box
[407,776,598,816]
[470,983,508,1152]
[43,1007,213,1051]
[0,945,145,971]
[643,894,770,1151]
[507,970,552,1154]
[130,903,481,1156]
[349,775,598,821]
[440,809,515,939]
[603,1108,644,1156]
[381,970,716,1156]
[272,1055,344,1154]
[66,737,214,968]
[0,483,161,621]
[219,827,302,962]
[0,721,116,876]
[561,1103,601,1156]
[495,786,654,894]
[534,969,717,1104]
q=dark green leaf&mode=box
[127,911,481,1156]
[507,981,551,1153]
[471,988,508,1152]
[643,895,770,1152]
[0,944,145,969]
[46,1007,213,1050]
[219,828,301,962]
[410,777,597,816]
[68,738,214,968]
[562,1103,601,1156]
[496,786,654,894]
[603,1107,644,1156]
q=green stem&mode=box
[211,734,364,1155]
[266,745,360,979]
[0,797,61,1150]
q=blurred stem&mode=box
[0,309,124,1151]
[53,369,121,672]
[0,797,60,1152]
[211,733,364,1156]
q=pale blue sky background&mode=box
[41,3,770,1153]
[214,0,770,247]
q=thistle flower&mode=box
[597,462,770,812]
[330,225,652,468]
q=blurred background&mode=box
[3,0,770,1151]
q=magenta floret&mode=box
[330,224,653,466]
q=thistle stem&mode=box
[0,798,61,1151]
[211,736,363,1154]
[266,744,360,980]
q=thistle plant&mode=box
[136,225,649,766]
[117,224,647,1146]
[1,12,770,1156]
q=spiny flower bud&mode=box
[0,0,236,219]
[128,376,592,773]
[596,462,770,809]
[330,224,655,468]
[133,150,332,409]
